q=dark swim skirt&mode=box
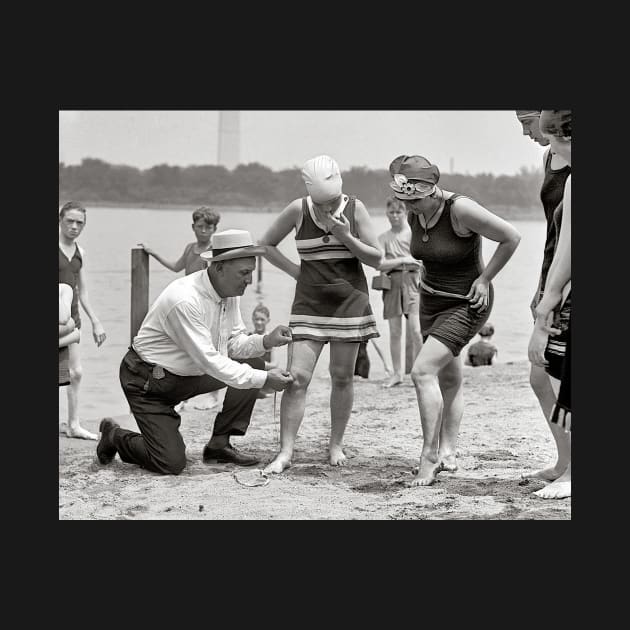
[550,311,571,432]
[420,284,494,357]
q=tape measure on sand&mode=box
[233,469,270,487]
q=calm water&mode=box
[59,207,545,420]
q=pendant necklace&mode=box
[316,197,343,244]
[420,191,444,242]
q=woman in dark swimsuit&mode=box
[515,110,571,488]
[389,155,521,485]
[527,110,572,500]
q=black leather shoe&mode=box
[97,417,120,464]
[202,443,260,467]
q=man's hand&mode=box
[263,325,293,348]
[264,368,294,391]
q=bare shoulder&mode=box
[447,192,491,236]
[353,197,369,214]
[352,199,373,225]
[281,198,303,220]
[288,197,303,211]
[448,192,487,215]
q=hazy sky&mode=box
[59,110,545,175]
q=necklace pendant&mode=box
[322,234,330,243]
[422,233,430,242]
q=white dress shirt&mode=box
[132,270,268,389]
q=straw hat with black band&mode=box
[200,229,267,263]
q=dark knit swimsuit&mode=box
[409,194,493,357]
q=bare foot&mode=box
[263,452,292,474]
[66,424,98,440]
[534,472,571,499]
[410,458,443,486]
[174,401,187,413]
[329,445,347,466]
[382,375,403,388]
[59,422,68,435]
[439,453,458,472]
[521,465,565,482]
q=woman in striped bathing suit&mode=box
[259,155,382,474]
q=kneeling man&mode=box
[97,230,293,474]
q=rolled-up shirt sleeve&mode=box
[163,301,267,389]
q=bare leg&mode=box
[65,343,97,440]
[409,337,455,486]
[369,338,393,376]
[328,342,360,466]
[534,376,571,499]
[383,316,403,387]
[263,340,323,474]
[437,356,464,471]
[522,364,570,481]
[407,310,423,364]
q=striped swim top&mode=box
[295,194,359,263]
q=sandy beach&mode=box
[58,360,570,520]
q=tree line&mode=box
[59,159,545,216]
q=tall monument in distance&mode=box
[217,111,240,170]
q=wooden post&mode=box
[256,255,263,294]
[130,248,150,343]
[405,317,414,374]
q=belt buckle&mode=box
[153,365,165,380]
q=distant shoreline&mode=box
[72,200,543,220]
[79,200,284,213]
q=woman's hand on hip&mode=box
[467,277,490,311]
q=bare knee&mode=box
[288,367,313,392]
[410,364,437,387]
[69,365,83,384]
[329,366,354,388]
[438,370,462,391]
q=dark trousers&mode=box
[114,348,264,475]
